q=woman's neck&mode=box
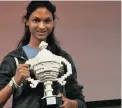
[28,35,47,49]
[28,37,41,49]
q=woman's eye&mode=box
[32,19,40,22]
[45,19,52,23]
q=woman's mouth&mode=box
[37,31,46,36]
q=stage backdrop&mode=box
[0,1,120,108]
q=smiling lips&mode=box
[37,31,46,36]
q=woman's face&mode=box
[26,7,55,42]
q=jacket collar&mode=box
[7,47,28,60]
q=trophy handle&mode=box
[57,57,72,86]
[25,61,41,88]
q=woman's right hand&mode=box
[14,64,30,85]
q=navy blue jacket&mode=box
[0,47,86,108]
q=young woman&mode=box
[0,1,86,108]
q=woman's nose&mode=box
[38,22,45,30]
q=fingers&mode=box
[19,69,30,78]
[17,64,30,72]
[57,93,63,97]
[57,93,66,101]
[57,93,67,108]
[17,64,30,77]
[58,102,67,108]
[17,64,30,69]
[14,64,30,84]
[58,100,69,108]
[57,93,76,108]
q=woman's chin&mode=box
[37,35,47,41]
[38,38,47,43]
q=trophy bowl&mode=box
[25,41,72,107]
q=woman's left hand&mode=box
[57,93,78,108]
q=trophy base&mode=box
[41,95,62,108]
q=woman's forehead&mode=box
[30,7,53,18]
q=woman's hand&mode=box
[57,93,78,108]
[14,64,30,85]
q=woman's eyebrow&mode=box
[31,16,40,19]
[32,16,52,19]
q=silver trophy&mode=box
[25,41,72,107]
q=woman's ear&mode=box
[53,19,57,27]
[54,16,59,27]
[22,16,28,25]
[26,20,29,26]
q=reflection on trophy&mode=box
[25,41,72,107]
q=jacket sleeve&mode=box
[62,51,87,108]
[0,56,15,90]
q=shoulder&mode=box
[7,47,23,57]
[1,47,23,68]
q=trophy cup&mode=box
[25,41,72,107]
